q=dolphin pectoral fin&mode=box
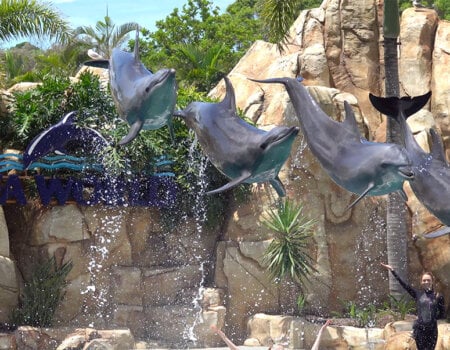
[399,188,408,202]
[206,172,252,195]
[269,177,286,197]
[346,184,375,210]
[118,120,144,146]
[424,226,450,239]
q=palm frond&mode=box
[0,0,71,43]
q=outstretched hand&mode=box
[380,263,393,271]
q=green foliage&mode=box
[399,0,450,19]
[262,198,316,288]
[296,294,307,314]
[73,15,138,59]
[0,0,72,43]
[1,71,231,227]
[256,0,323,49]
[141,0,263,90]
[382,294,416,320]
[338,301,378,327]
[0,74,72,149]
[9,257,73,328]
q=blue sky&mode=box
[3,0,235,48]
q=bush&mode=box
[9,257,73,328]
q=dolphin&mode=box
[83,29,177,145]
[249,77,414,208]
[23,111,109,169]
[369,91,450,238]
[173,76,299,197]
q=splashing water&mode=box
[81,205,125,327]
[181,135,210,345]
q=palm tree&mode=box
[383,0,410,299]
[0,0,71,44]
[256,0,326,49]
[73,15,138,59]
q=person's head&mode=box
[421,272,434,292]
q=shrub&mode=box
[9,256,73,328]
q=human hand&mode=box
[380,263,393,271]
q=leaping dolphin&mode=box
[369,92,450,239]
[249,77,414,208]
[173,76,299,197]
[23,111,109,169]
[84,29,177,145]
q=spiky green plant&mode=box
[262,199,316,288]
[10,256,73,327]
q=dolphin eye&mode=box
[145,86,150,93]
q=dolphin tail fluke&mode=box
[269,177,286,197]
[424,226,450,239]
[369,94,400,120]
[118,120,144,146]
[206,171,252,195]
[369,92,431,121]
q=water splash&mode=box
[81,204,125,327]
[181,135,210,345]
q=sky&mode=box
[3,0,235,48]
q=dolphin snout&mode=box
[399,167,414,180]
[173,110,186,118]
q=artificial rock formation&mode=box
[0,0,449,348]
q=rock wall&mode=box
[208,0,450,344]
[0,0,449,348]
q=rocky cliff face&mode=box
[0,0,449,348]
[208,0,450,343]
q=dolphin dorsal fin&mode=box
[342,101,361,135]
[430,128,448,164]
[134,26,140,62]
[221,76,237,113]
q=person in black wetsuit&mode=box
[381,263,445,350]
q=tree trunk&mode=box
[383,2,410,299]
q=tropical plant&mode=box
[73,14,138,59]
[383,294,416,320]
[262,198,316,289]
[9,256,73,327]
[141,0,263,90]
[0,0,71,44]
[256,0,323,49]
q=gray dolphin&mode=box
[173,76,299,197]
[250,77,414,208]
[369,92,450,238]
[84,29,177,145]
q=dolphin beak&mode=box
[399,167,414,180]
[173,110,186,118]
